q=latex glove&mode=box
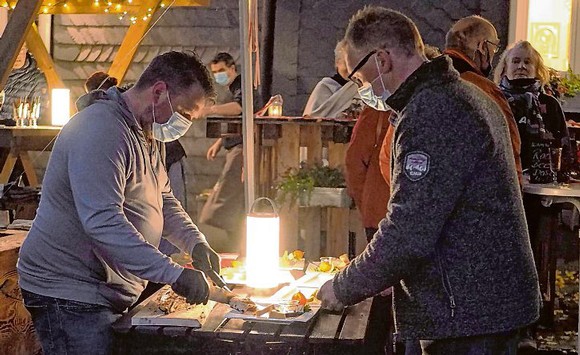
[191,243,221,275]
[318,279,345,312]
[206,139,223,160]
[171,268,210,305]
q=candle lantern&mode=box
[245,197,280,289]
[51,89,71,126]
[267,94,283,117]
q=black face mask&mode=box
[480,46,493,77]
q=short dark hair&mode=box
[85,71,118,93]
[210,52,236,67]
[345,6,424,57]
[135,51,216,101]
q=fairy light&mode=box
[127,0,132,3]
[115,4,121,10]
[160,3,165,7]
[63,2,68,8]
[42,7,48,13]
[104,7,109,12]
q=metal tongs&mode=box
[206,269,233,293]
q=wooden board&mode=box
[131,286,216,328]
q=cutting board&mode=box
[131,286,216,327]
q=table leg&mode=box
[0,149,17,184]
[19,151,39,187]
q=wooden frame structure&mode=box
[0,0,210,93]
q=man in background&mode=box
[198,52,246,254]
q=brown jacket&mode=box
[345,107,390,228]
[445,49,522,184]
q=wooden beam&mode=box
[107,0,161,84]
[0,0,43,93]
[29,0,209,14]
[25,22,64,91]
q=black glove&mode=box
[190,243,221,275]
[171,268,210,305]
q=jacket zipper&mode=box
[436,252,456,318]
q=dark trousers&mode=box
[22,289,121,355]
[415,329,520,355]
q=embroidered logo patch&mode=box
[404,151,430,181]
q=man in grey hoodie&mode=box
[318,7,540,354]
[17,51,220,354]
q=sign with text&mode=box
[529,140,554,184]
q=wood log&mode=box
[0,232,41,354]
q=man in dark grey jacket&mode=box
[318,7,540,354]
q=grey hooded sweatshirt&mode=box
[18,88,206,312]
[332,56,540,340]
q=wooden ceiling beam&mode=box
[107,0,161,84]
[25,22,65,91]
[0,0,209,14]
[0,0,43,93]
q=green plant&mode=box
[549,67,580,99]
[275,164,346,207]
[561,68,580,97]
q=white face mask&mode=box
[152,91,192,142]
[357,56,391,112]
[214,72,229,86]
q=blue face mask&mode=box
[214,72,229,86]
[357,56,391,112]
[152,91,192,142]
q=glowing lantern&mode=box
[51,89,71,126]
[245,197,280,289]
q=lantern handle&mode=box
[249,197,279,216]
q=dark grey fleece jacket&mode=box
[333,56,540,340]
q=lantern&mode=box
[51,88,71,126]
[245,197,280,289]
[267,94,283,117]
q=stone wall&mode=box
[272,0,510,116]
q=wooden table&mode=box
[113,283,376,354]
[0,125,61,187]
[523,181,580,351]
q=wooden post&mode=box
[0,0,43,92]
[25,22,65,91]
[107,0,162,83]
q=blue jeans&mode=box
[21,289,121,355]
[413,329,520,355]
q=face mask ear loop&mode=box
[166,90,175,114]
[96,76,110,91]
[374,55,388,95]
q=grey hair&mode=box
[445,15,495,53]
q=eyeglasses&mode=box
[347,50,377,81]
[484,40,501,54]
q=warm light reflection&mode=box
[527,0,571,70]
[51,89,71,126]
[246,211,280,289]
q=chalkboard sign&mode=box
[529,140,554,184]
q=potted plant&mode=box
[275,164,350,208]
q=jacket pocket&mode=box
[436,252,456,318]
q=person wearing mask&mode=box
[442,15,522,184]
[303,39,360,118]
[198,52,245,253]
[317,6,540,354]
[17,51,222,354]
[494,40,571,350]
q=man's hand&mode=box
[191,243,221,275]
[206,139,223,160]
[171,268,210,305]
[318,279,345,312]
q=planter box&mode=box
[299,187,351,208]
